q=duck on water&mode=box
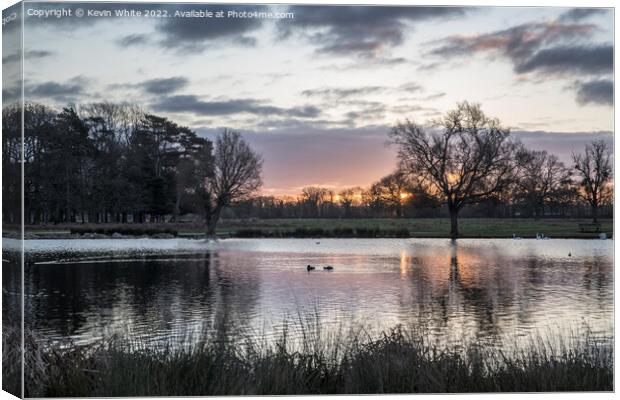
[306,265,334,271]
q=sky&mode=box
[2,2,614,196]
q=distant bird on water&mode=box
[324,265,334,271]
[307,265,316,271]
[568,252,572,257]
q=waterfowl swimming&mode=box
[307,265,316,271]
[323,265,334,271]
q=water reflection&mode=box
[21,238,613,350]
[2,247,22,328]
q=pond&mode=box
[4,238,614,350]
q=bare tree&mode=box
[338,187,363,217]
[390,102,515,239]
[572,140,612,223]
[362,183,384,214]
[201,129,263,235]
[78,102,143,146]
[376,171,412,217]
[301,186,329,217]
[514,148,572,218]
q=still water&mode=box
[9,238,614,349]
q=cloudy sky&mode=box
[3,2,614,195]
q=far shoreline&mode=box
[2,217,613,240]
[9,234,615,240]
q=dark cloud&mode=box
[19,3,265,52]
[2,86,21,103]
[373,57,408,66]
[575,79,613,106]
[254,118,348,130]
[158,5,266,50]
[421,92,446,101]
[262,72,293,84]
[233,36,258,47]
[318,56,409,72]
[140,77,188,95]
[152,95,321,118]
[2,53,22,66]
[399,82,424,92]
[396,93,446,104]
[416,61,442,72]
[429,21,595,62]
[344,104,388,125]
[2,50,53,64]
[301,82,423,101]
[428,16,612,107]
[25,76,89,103]
[388,104,438,115]
[107,77,188,95]
[302,86,385,100]
[514,130,613,164]
[515,45,612,76]
[117,34,150,48]
[279,6,469,59]
[559,8,609,22]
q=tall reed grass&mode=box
[5,318,613,397]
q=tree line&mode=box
[2,101,612,238]
[2,102,261,234]
[228,148,611,221]
[230,103,612,237]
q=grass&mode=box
[215,218,613,239]
[6,319,613,397]
[2,323,22,397]
[18,218,614,239]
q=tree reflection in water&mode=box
[18,238,613,352]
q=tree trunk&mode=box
[592,204,598,224]
[171,193,182,223]
[206,206,223,236]
[449,206,459,240]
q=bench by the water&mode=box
[578,223,601,233]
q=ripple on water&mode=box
[15,238,614,351]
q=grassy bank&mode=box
[8,322,613,396]
[18,218,613,239]
[216,218,613,239]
